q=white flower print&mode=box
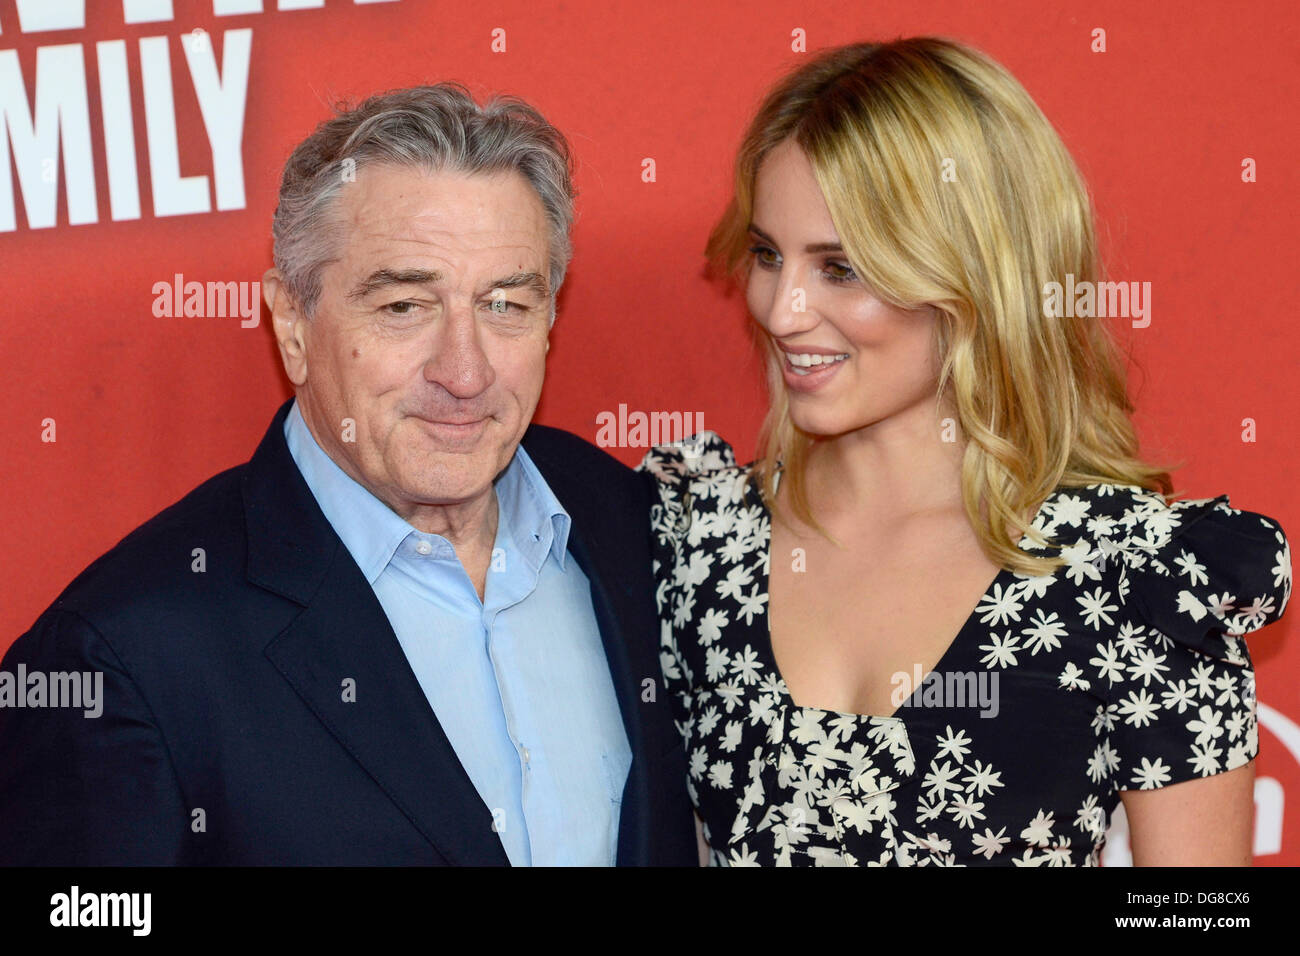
[719,720,743,753]
[1125,647,1170,686]
[1237,594,1276,630]
[688,746,708,780]
[1130,756,1172,789]
[979,630,1021,669]
[734,585,768,626]
[1061,540,1104,586]
[1022,608,1068,655]
[1186,705,1224,747]
[922,761,964,803]
[1188,742,1223,777]
[640,438,1286,867]
[1188,661,1217,699]
[976,583,1024,626]
[715,564,755,604]
[707,759,734,789]
[948,794,986,829]
[1044,837,1074,866]
[697,705,721,737]
[935,726,972,763]
[1089,641,1124,686]
[1224,709,1247,742]
[704,646,730,683]
[1272,537,1291,591]
[961,759,1004,797]
[728,645,762,685]
[1227,740,1253,770]
[680,550,715,590]
[1090,704,1118,734]
[1052,494,1092,527]
[747,694,777,728]
[1117,688,1160,728]
[1015,571,1056,601]
[972,826,1010,860]
[1160,679,1195,713]
[714,682,744,712]
[1087,742,1116,785]
[1114,622,1147,657]
[696,607,729,645]
[1212,673,1240,710]
[1075,795,1106,836]
[1021,809,1055,847]
[1059,661,1090,691]
[1174,549,1209,587]
[1077,587,1118,630]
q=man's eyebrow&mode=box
[748,223,843,255]
[347,268,443,301]
[486,272,550,299]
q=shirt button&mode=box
[521,747,531,765]
[414,540,432,556]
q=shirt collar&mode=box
[283,400,571,583]
[492,432,573,574]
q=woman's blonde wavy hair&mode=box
[707,37,1174,575]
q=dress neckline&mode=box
[745,472,1058,723]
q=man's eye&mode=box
[748,245,780,269]
[383,301,419,315]
[485,299,525,314]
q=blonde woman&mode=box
[639,38,1291,866]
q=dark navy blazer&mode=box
[0,399,696,865]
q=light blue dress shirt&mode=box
[283,401,631,865]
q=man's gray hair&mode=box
[271,83,575,323]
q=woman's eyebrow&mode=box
[747,223,842,254]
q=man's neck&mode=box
[296,400,503,599]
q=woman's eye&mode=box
[822,261,858,283]
[748,245,780,269]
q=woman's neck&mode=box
[801,394,967,528]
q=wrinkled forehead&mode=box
[332,162,550,274]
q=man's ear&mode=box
[264,268,309,387]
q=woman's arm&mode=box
[694,811,710,866]
[1119,760,1255,866]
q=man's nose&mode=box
[422,302,495,398]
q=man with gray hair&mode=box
[0,85,698,866]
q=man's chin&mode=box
[394,452,508,503]
[393,475,493,508]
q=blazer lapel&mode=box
[245,400,508,866]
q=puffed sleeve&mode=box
[635,432,737,739]
[1106,494,1290,791]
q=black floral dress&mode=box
[638,434,1291,866]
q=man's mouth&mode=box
[411,415,490,440]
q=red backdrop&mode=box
[1,0,1296,863]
